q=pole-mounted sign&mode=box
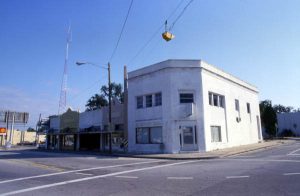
[0,127,6,134]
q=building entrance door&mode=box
[180,125,198,151]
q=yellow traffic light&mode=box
[162,31,175,42]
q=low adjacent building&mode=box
[79,102,125,151]
[47,109,80,151]
[46,102,126,152]
[127,59,262,153]
[277,112,300,136]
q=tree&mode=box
[100,82,124,103]
[293,108,300,112]
[273,104,294,113]
[27,127,36,132]
[85,82,124,111]
[260,100,277,137]
[85,94,108,111]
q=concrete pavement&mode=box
[1,139,295,160]
[117,139,295,160]
[0,140,299,195]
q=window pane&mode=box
[136,128,149,144]
[146,95,152,107]
[235,99,239,111]
[150,127,162,143]
[219,96,224,108]
[64,135,74,146]
[213,94,218,106]
[137,96,143,109]
[247,103,251,113]
[208,93,212,105]
[155,93,162,106]
[211,126,221,142]
[183,127,193,144]
[180,93,194,103]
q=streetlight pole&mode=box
[76,61,113,154]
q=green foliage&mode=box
[273,104,294,113]
[85,82,124,111]
[279,129,296,137]
[260,100,277,137]
[27,127,36,132]
[85,94,108,111]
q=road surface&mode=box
[0,141,299,195]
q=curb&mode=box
[4,140,295,161]
[119,140,294,160]
[220,142,285,158]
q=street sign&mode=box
[0,127,6,134]
[0,111,29,123]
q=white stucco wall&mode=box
[128,60,205,153]
[277,112,300,136]
[79,104,125,130]
[201,62,262,151]
[128,59,262,154]
[79,109,103,129]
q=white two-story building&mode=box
[127,59,262,153]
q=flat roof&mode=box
[128,59,258,93]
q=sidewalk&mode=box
[1,139,296,160]
[119,139,295,160]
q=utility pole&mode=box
[124,65,128,141]
[5,111,9,144]
[36,113,42,146]
[108,62,112,154]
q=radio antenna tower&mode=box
[58,25,72,115]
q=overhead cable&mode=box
[127,0,185,65]
[109,0,134,62]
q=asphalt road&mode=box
[0,141,299,196]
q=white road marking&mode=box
[75,173,93,176]
[287,148,300,156]
[230,155,257,158]
[0,160,163,184]
[283,173,300,176]
[167,177,193,180]
[0,160,201,196]
[115,176,138,179]
[226,176,249,179]
[224,158,300,163]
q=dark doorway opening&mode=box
[80,134,100,151]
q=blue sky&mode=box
[1,0,300,128]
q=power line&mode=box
[109,0,134,62]
[68,78,107,104]
[127,0,185,66]
[169,0,194,31]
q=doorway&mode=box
[180,125,198,151]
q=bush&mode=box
[279,129,296,137]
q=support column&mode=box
[99,133,102,152]
[76,134,80,151]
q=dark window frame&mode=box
[247,103,251,114]
[208,92,225,108]
[180,93,194,104]
[235,99,240,112]
[136,127,163,144]
[146,95,153,108]
[136,96,143,109]
[155,92,162,106]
